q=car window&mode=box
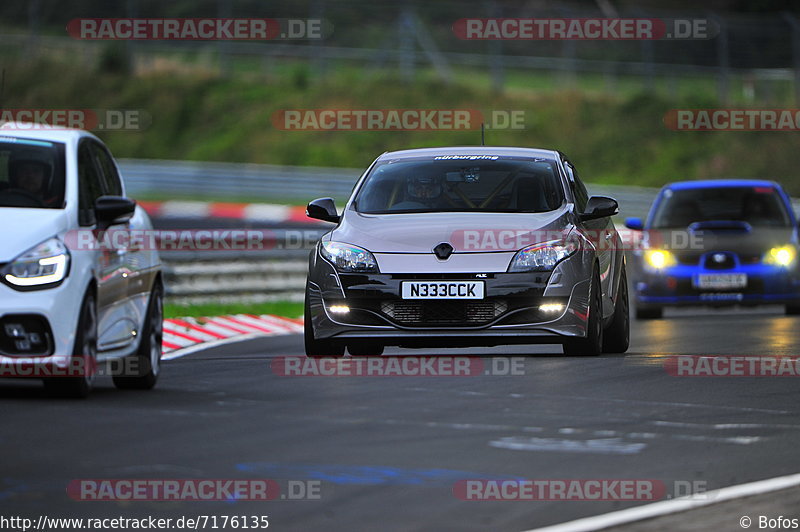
[564,161,588,212]
[650,186,792,228]
[91,141,123,197]
[355,157,564,214]
[78,141,104,226]
[0,139,66,209]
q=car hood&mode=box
[0,208,70,262]
[330,207,574,253]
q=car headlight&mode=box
[764,245,796,267]
[508,239,579,272]
[3,238,70,289]
[320,241,378,273]
[643,249,677,269]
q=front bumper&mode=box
[0,275,86,373]
[633,262,800,307]
[307,250,595,347]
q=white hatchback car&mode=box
[0,124,163,397]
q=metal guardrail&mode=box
[119,159,360,201]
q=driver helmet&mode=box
[407,175,442,201]
[9,148,54,194]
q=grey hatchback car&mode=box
[304,147,629,357]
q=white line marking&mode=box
[522,472,800,532]
[490,436,646,455]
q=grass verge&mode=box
[164,301,304,319]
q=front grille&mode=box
[380,300,508,326]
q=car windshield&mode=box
[0,138,66,209]
[354,157,564,214]
[650,185,792,228]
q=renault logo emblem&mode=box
[433,242,454,260]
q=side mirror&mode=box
[580,196,618,221]
[624,217,644,231]
[95,195,136,227]
[306,197,340,224]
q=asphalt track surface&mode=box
[2,306,800,532]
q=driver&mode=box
[7,150,57,206]
[406,175,444,207]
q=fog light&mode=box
[15,339,31,351]
[4,323,25,338]
[328,305,350,314]
[539,303,565,313]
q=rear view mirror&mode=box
[306,197,340,223]
[580,196,618,221]
[95,196,136,227]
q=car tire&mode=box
[113,281,163,390]
[563,267,603,356]
[602,267,630,354]
[785,304,800,315]
[44,289,97,398]
[348,341,385,357]
[635,307,663,320]
[304,286,344,358]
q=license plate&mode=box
[694,273,747,290]
[401,281,485,300]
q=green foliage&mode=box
[5,56,800,195]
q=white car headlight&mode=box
[3,237,70,288]
[320,241,378,273]
[508,239,579,272]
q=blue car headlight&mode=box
[320,241,378,273]
[508,239,579,272]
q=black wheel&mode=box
[348,341,385,357]
[304,286,344,358]
[563,267,603,356]
[635,306,663,320]
[113,281,163,390]
[45,290,97,398]
[602,266,630,354]
[786,304,800,315]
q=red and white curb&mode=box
[138,201,321,224]
[162,314,304,360]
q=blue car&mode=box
[625,179,800,319]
